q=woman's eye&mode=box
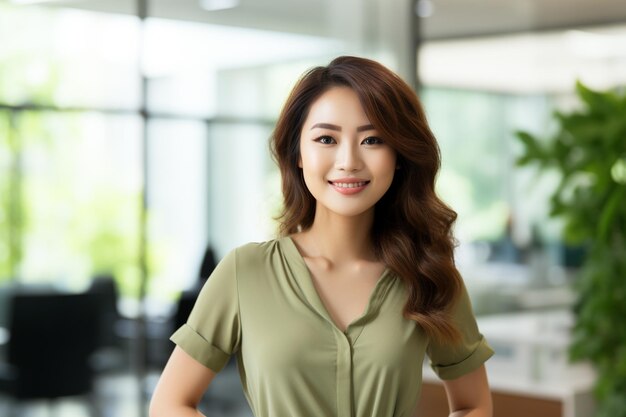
[362,136,383,145]
[315,136,335,145]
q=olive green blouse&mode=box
[171,236,493,417]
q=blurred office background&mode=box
[0,0,625,416]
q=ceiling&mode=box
[10,0,626,40]
[7,0,626,93]
[421,0,626,40]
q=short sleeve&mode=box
[170,248,241,373]
[426,281,494,380]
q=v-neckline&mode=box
[280,235,393,335]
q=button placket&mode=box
[334,328,353,417]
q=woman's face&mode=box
[298,86,397,219]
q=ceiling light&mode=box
[199,0,239,12]
[566,29,626,59]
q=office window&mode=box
[144,118,209,307]
[422,88,556,244]
[0,3,144,298]
[207,123,277,258]
[15,111,142,293]
[0,3,140,109]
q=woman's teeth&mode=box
[332,182,368,188]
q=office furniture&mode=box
[0,292,100,416]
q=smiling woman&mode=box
[150,56,493,417]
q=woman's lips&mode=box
[328,180,370,195]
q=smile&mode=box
[328,180,370,195]
[329,181,370,188]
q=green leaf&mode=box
[514,130,547,166]
[598,186,626,243]
[576,81,620,117]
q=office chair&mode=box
[151,244,219,367]
[87,274,121,350]
[87,275,129,374]
[0,292,100,416]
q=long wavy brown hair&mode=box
[270,56,462,344]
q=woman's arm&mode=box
[442,364,492,417]
[149,346,217,417]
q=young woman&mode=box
[150,56,493,417]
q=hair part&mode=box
[270,55,462,344]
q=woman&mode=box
[150,56,493,417]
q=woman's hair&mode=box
[270,55,462,344]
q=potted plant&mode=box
[515,81,626,417]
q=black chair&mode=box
[0,292,100,416]
[171,244,219,346]
[87,274,121,350]
[198,246,217,286]
[86,275,129,374]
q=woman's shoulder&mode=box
[228,236,288,266]
[222,238,294,287]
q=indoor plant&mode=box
[516,81,626,417]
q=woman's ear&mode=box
[298,156,303,168]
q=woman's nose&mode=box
[335,142,363,171]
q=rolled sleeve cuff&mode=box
[430,336,494,380]
[170,324,231,373]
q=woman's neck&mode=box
[297,206,377,264]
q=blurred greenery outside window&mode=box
[0,5,140,109]
[422,88,568,265]
[0,109,144,295]
[19,112,143,293]
[0,4,143,298]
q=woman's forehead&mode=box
[302,87,371,129]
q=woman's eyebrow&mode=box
[310,123,375,132]
[311,123,341,131]
[356,124,375,132]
